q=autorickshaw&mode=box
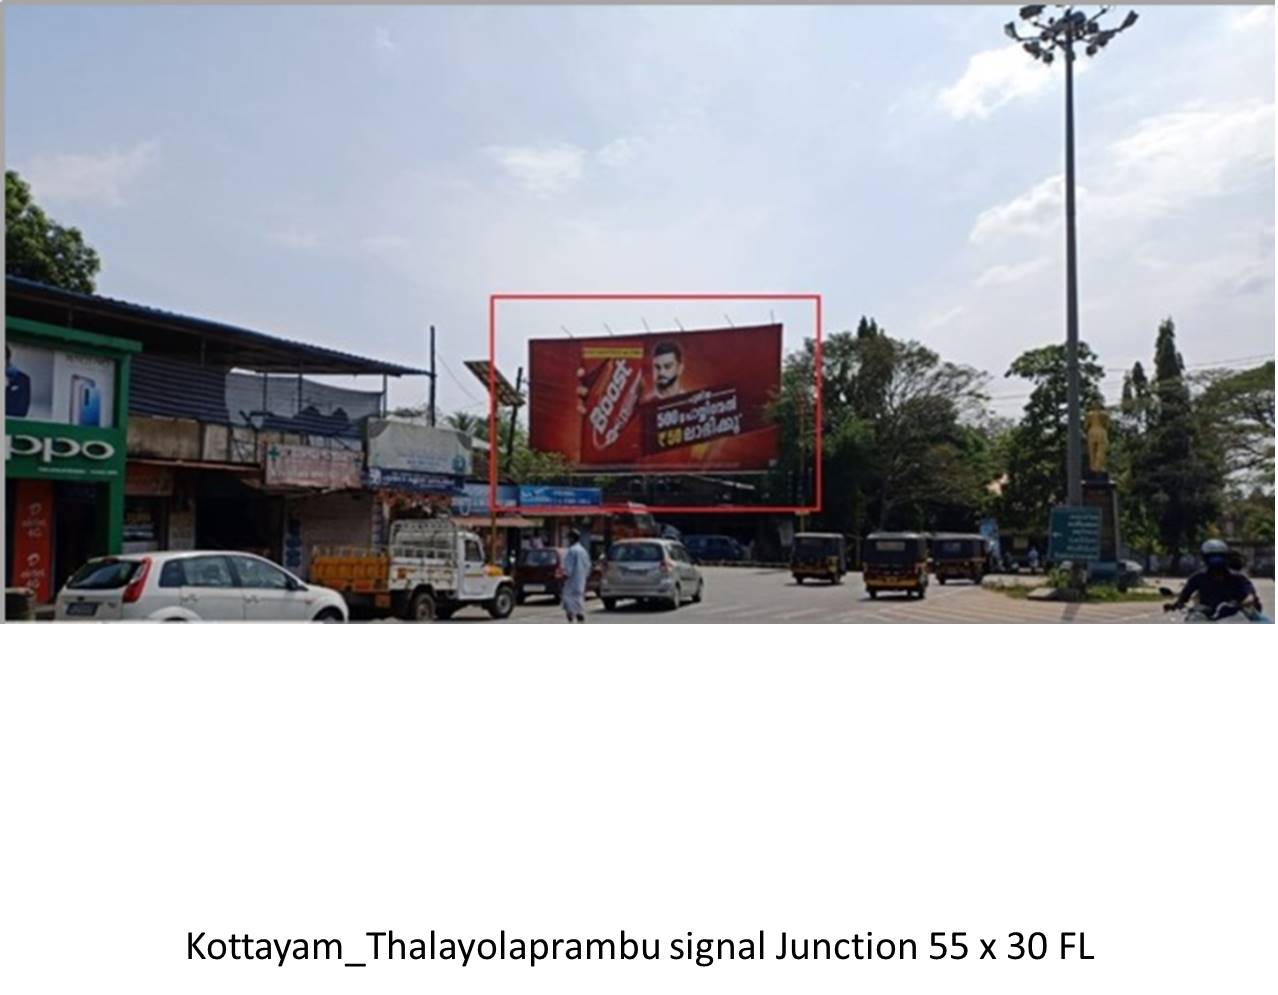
[791,532,847,584]
[862,532,930,599]
[931,533,993,584]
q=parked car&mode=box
[55,551,349,622]
[514,546,602,604]
[601,538,704,611]
[682,534,748,563]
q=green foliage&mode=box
[5,170,101,292]
[996,342,1104,531]
[768,316,993,533]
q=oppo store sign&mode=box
[5,431,122,478]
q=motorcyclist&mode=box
[1166,539,1263,617]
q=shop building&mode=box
[6,277,428,597]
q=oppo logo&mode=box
[6,434,116,464]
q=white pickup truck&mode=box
[310,518,516,621]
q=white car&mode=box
[55,551,349,622]
[600,538,704,611]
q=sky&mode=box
[4,4,1274,419]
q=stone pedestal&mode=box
[1083,473,1122,580]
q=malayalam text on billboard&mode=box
[528,324,782,472]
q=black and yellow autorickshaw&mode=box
[791,532,847,584]
[862,532,930,599]
[931,533,993,584]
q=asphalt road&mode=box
[438,568,1276,624]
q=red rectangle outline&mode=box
[489,293,823,517]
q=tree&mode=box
[768,318,993,533]
[5,170,101,292]
[1128,318,1223,567]
[997,343,1104,530]
[1194,360,1274,488]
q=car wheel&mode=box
[602,597,618,611]
[938,576,947,585]
[313,608,345,623]
[691,580,703,603]
[668,585,682,610]
[487,585,515,619]
[868,589,878,600]
[796,576,805,585]
[408,590,436,622]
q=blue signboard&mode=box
[363,467,460,494]
[518,485,603,508]
[451,482,519,516]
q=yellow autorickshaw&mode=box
[862,532,930,599]
[931,533,993,584]
[791,532,847,584]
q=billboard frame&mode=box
[489,293,823,516]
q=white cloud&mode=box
[486,143,586,196]
[374,26,398,55]
[266,228,321,251]
[1226,7,1274,31]
[970,99,1274,245]
[597,137,642,167]
[21,140,159,206]
[970,175,1068,243]
[939,45,1055,120]
[973,258,1049,288]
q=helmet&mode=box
[1202,539,1229,556]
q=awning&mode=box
[129,457,260,474]
[455,515,541,529]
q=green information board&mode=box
[1048,505,1102,562]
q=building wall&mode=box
[282,491,378,579]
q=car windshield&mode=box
[522,549,559,567]
[609,542,664,563]
[66,559,141,590]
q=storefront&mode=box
[5,317,138,601]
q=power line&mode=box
[437,354,482,403]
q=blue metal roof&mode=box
[6,275,429,377]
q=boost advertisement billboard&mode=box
[528,324,781,471]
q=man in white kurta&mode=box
[561,529,591,623]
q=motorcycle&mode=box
[1159,587,1273,624]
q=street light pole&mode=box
[1004,5,1139,507]
[1063,27,1081,505]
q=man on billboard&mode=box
[650,341,684,400]
[6,345,32,418]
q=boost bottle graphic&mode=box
[578,346,643,465]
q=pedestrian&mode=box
[561,528,590,623]
[1027,545,1040,573]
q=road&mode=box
[439,568,1276,624]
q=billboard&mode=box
[7,342,116,428]
[528,324,781,471]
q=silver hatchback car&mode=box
[600,538,704,612]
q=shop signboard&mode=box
[529,324,781,471]
[363,467,461,495]
[518,485,602,508]
[452,482,519,517]
[125,463,175,497]
[10,480,54,602]
[5,421,127,482]
[366,419,471,477]
[262,442,363,489]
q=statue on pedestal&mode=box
[1085,406,1110,476]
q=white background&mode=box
[1,622,1274,994]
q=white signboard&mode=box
[262,442,363,489]
[7,342,116,428]
[366,419,472,476]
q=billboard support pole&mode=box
[429,325,437,426]
[505,366,523,475]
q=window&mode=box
[66,559,141,590]
[672,545,691,563]
[230,556,291,590]
[522,549,559,567]
[184,556,236,589]
[158,560,186,588]
[464,539,484,564]
[609,543,663,563]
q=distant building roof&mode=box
[6,276,427,377]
